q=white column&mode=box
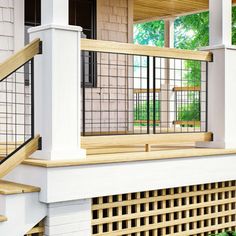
[160,19,175,128]
[41,0,68,25]
[209,0,232,47]
[29,0,85,160]
[45,199,91,236]
[197,0,236,149]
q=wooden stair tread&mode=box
[0,215,7,222]
[0,180,40,195]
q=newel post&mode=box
[28,0,85,160]
[197,0,236,148]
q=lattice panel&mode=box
[24,219,44,236]
[92,181,236,236]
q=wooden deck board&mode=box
[0,180,40,195]
[23,146,236,168]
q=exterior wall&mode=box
[0,0,25,144]
[0,0,14,63]
[0,0,24,60]
[0,0,14,141]
[97,0,131,43]
[83,0,134,134]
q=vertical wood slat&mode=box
[92,180,236,236]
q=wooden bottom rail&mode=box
[81,132,213,153]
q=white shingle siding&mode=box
[0,0,15,137]
[0,0,14,62]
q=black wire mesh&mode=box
[81,51,207,136]
[0,59,34,162]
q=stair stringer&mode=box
[0,192,47,236]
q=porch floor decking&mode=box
[23,144,236,168]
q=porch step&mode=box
[0,180,40,195]
[0,180,46,236]
[0,216,7,222]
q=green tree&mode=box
[134,9,236,125]
[134,21,164,47]
[134,8,236,50]
[134,100,160,126]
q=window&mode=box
[69,0,97,87]
[24,0,97,87]
[69,0,96,39]
[25,0,41,27]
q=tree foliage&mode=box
[134,8,236,124]
[134,8,236,49]
[134,21,164,47]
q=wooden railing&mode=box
[81,38,212,149]
[81,133,213,153]
[81,39,213,62]
[0,39,41,177]
[0,38,41,81]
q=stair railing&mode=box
[0,38,41,165]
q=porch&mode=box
[1,0,236,235]
[0,0,235,162]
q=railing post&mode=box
[147,56,150,134]
[31,58,35,139]
[197,0,236,148]
[28,0,85,160]
[153,57,156,134]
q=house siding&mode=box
[0,0,14,62]
[97,0,130,43]
[82,0,134,135]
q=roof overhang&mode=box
[134,0,236,23]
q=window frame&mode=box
[25,0,97,88]
[69,0,97,88]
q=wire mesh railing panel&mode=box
[92,180,236,236]
[0,59,34,162]
[81,50,208,136]
[154,58,207,133]
[82,52,149,136]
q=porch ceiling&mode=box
[134,0,236,23]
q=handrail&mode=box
[0,135,40,178]
[0,38,41,81]
[0,39,41,173]
[81,38,213,62]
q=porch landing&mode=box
[23,144,236,167]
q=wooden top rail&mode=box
[174,120,201,126]
[0,38,41,81]
[173,86,201,92]
[81,133,213,149]
[81,38,213,62]
[134,88,161,94]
